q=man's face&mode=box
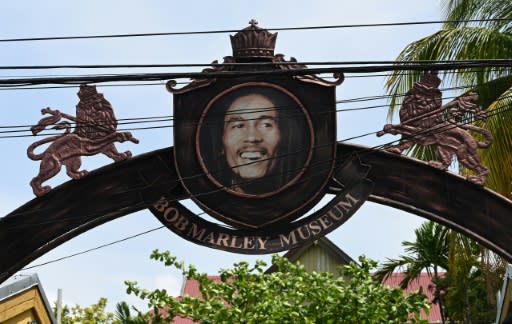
[223,94,280,180]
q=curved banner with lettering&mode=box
[150,156,373,253]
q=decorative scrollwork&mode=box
[273,54,344,87]
[166,21,344,94]
[166,56,236,94]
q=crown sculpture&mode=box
[230,19,277,59]
[167,20,343,94]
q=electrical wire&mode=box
[6,102,508,225]
[16,104,509,270]
[0,59,511,70]
[1,18,511,43]
[0,83,486,134]
[0,91,472,138]
[0,61,510,87]
[20,226,165,270]
[0,68,507,90]
[4,88,508,225]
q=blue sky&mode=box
[0,0,444,311]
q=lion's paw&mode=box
[428,161,447,170]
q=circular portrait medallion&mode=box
[196,83,314,197]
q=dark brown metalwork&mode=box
[150,156,373,253]
[0,148,180,284]
[166,21,343,94]
[172,77,337,229]
[27,85,139,196]
[2,144,512,284]
[230,19,277,59]
[377,71,493,185]
[3,22,510,288]
[169,21,342,229]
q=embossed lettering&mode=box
[173,215,189,231]
[230,236,243,249]
[337,193,359,212]
[243,237,255,249]
[327,207,343,221]
[203,232,216,245]
[216,233,230,247]
[297,225,311,240]
[279,231,298,247]
[319,215,333,230]
[164,207,179,223]
[153,197,169,213]
[308,220,322,235]
[187,223,206,240]
[257,237,269,250]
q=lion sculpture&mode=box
[377,71,493,185]
[27,84,139,196]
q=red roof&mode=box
[172,276,221,324]
[172,273,443,323]
[382,272,444,323]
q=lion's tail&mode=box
[27,136,60,160]
[461,124,493,148]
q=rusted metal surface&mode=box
[377,71,493,185]
[1,143,511,284]
[27,84,139,196]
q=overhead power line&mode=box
[0,61,511,87]
[0,59,511,70]
[1,18,511,43]
[15,104,510,271]
[7,101,508,222]
[0,69,502,91]
[0,89,476,139]
[20,226,165,270]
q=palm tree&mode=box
[374,221,449,322]
[442,232,505,323]
[114,301,146,324]
[384,1,511,321]
[385,0,512,198]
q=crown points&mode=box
[230,20,277,59]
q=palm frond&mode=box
[115,301,132,323]
[476,84,512,197]
[375,221,448,289]
[442,0,512,30]
[386,28,512,118]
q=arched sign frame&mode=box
[1,142,511,284]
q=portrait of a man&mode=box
[197,84,312,196]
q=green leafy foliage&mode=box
[54,298,146,324]
[441,231,506,322]
[55,297,115,324]
[376,221,506,323]
[383,2,511,321]
[374,221,449,322]
[385,0,512,198]
[125,250,429,323]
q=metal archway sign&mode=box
[1,143,511,283]
[1,21,511,284]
